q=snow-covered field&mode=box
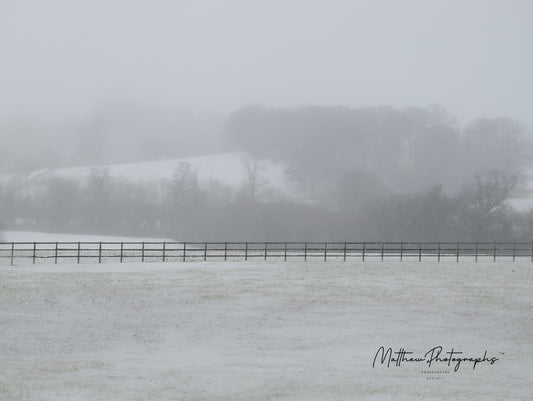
[1,259,531,401]
[1,230,173,243]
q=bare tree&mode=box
[83,167,112,228]
[463,171,516,215]
[241,154,266,201]
[171,162,199,205]
[459,171,517,241]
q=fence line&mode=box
[1,241,533,265]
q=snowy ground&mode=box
[1,230,173,243]
[1,260,531,401]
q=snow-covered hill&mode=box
[1,152,297,199]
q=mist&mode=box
[1,1,533,241]
[2,1,533,123]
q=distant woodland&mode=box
[1,104,533,241]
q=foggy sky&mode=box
[1,0,532,126]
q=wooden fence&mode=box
[1,241,533,265]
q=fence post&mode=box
[343,242,347,262]
[493,244,496,262]
[419,243,422,262]
[99,241,102,264]
[33,242,36,264]
[264,242,268,261]
[245,242,248,261]
[438,243,441,263]
[400,242,403,262]
[224,242,228,261]
[284,242,287,262]
[475,243,478,263]
[141,242,145,263]
[362,242,365,262]
[513,244,516,262]
[77,242,80,264]
[324,242,327,261]
[55,241,58,264]
[304,242,307,261]
[456,244,459,263]
[120,242,124,263]
[10,242,14,266]
[381,242,384,262]
[183,242,186,262]
[162,242,166,262]
[204,242,207,261]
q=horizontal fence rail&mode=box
[0,241,532,265]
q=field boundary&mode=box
[1,241,533,265]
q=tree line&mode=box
[0,166,532,242]
[1,104,532,241]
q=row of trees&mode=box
[1,166,531,242]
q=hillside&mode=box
[1,152,297,199]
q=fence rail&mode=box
[1,241,533,265]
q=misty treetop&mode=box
[225,105,527,197]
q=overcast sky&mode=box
[1,0,532,126]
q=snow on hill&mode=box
[1,152,297,199]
